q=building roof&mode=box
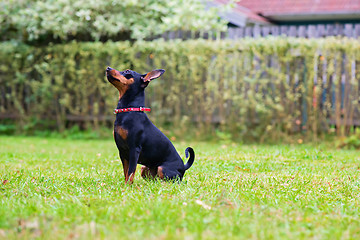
[237,0,360,16]
[210,0,271,26]
[214,0,360,26]
[231,4,271,24]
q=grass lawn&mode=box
[0,136,360,239]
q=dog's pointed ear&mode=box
[141,69,165,83]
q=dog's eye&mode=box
[124,74,132,79]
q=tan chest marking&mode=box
[115,126,128,140]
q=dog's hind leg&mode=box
[141,166,157,180]
[157,166,182,182]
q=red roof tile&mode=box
[237,0,360,15]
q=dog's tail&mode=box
[184,147,195,171]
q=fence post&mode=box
[254,25,261,38]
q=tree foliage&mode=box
[0,0,227,43]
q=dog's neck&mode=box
[117,91,146,109]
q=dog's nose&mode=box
[106,66,113,71]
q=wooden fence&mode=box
[158,23,360,40]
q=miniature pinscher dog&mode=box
[106,66,195,184]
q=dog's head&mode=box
[106,67,165,99]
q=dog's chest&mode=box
[114,126,128,148]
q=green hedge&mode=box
[1,38,359,140]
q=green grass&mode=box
[0,136,360,239]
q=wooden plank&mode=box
[66,115,114,121]
[155,23,360,41]
[289,25,297,37]
[328,119,360,126]
[194,31,200,39]
[203,31,209,39]
[298,25,307,37]
[334,24,344,36]
[0,113,19,119]
[271,26,280,36]
[220,31,227,39]
[211,31,217,40]
[322,58,327,84]
[280,25,288,36]
[0,114,114,121]
[355,24,360,38]
[262,26,270,37]
[178,30,183,40]
[180,30,185,39]
[325,24,334,36]
[321,57,328,111]
[253,25,261,38]
[344,24,353,38]
[187,30,193,40]
[307,25,317,38]
[228,28,236,39]
[168,31,175,40]
[317,24,325,37]
[245,27,253,37]
[161,31,169,40]
[238,28,245,38]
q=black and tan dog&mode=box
[106,67,195,184]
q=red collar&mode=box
[113,107,151,114]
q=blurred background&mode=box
[1,0,360,145]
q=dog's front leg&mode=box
[126,147,141,184]
[118,151,130,181]
[121,158,129,181]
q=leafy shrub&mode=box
[0,123,16,135]
[0,0,226,43]
[0,38,359,141]
[337,132,360,149]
